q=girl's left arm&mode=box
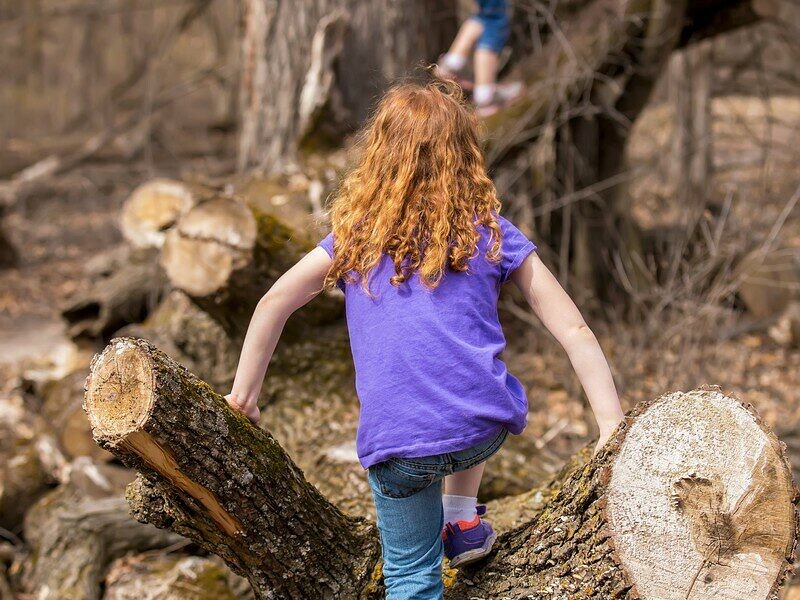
[509,251,625,454]
[225,246,333,423]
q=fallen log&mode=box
[84,337,382,599]
[84,337,798,599]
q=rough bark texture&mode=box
[84,339,798,599]
[84,337,382,600]
[238,0,458,172]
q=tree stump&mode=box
[84,338,798,599]
[120,178,198,250]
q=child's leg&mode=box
[437,18,483,82]
[367,467,445,600]
[443,461,485,525]
[445,461,485,496]
[447,18,484,60]
[472,0,510,106]
[443,462,485,526]
[474,49,499,89]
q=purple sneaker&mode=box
[442,504,497,567]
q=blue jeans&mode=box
[367,426,509,600]
[470,0,509,54]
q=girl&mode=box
[225,82,624,600]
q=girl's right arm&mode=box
[225,246,334,423]
[509,252,625,454]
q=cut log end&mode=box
[606,389,798,600]
[84,339,154,439]
[160,197,256,297]
[121,179,196,249]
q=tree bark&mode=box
[84,337,383,599]
[669,39,713,204]
[237,0,458,172]
[84,339,799,599]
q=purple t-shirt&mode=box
[317,214,537,469]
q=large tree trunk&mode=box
[84,337,799,599]
[237,0,458,172]
[84,337,382,599]
[482,0,763,298]
[669,39,714,204]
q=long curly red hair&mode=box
[322,81,503,296]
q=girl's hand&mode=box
[593,431,613,456]
[225,393,261,424]
[592,415,624,456]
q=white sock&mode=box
[443,493,478,525]
[473,84,495,106]
[442,52,467,71]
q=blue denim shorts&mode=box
[470,0,509,54]
[368,426,509,499]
